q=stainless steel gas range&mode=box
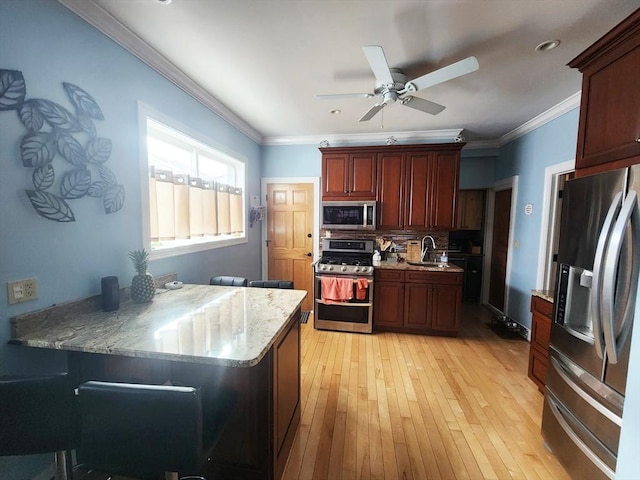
[314,238,375,333]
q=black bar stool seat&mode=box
[209,276,248,287]
[249,280,294,289]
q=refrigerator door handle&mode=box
[602,189,640,364]
[590,191,622,359]
[545,394,615,480]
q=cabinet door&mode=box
[373,281,405,329]
[430,284,462,333]
[377,152,405,229]
[404,152,431,229]
[404,283,432,331]
[322,153,349,198]
[457,190,484,230]
[349,153,377,199]
[429,152,459,229]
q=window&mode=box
[140,108,246,259]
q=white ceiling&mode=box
[62,0,639,146]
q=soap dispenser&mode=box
[372,250,381,266]
[440,251,448,263]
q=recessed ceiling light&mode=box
[535,40,560,52]
[156,0,172,4]
[330,109,341,115]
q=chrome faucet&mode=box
[421,235,436,262]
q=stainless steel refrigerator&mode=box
[542,165,640,479]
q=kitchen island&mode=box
[11,284,307,480]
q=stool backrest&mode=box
[209,276,248,287]
[249,280,294,289]
[0,374,78,456]
[78,381,203,478]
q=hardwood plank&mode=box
[283,306,572,480]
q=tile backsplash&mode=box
[320,230,449,254]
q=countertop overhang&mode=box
[11,284,307,368]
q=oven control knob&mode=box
[341,266,347,272]
[354,267,360,273]
[328,266,334,271]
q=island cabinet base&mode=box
[68,309,302,480]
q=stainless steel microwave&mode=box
[321,201,376,230]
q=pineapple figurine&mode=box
[128,248,155,303]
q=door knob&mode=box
[307,233,312,238]
[306,252,312,257]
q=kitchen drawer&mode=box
[405,271,462,285]
[528,344,548,393]
[375,269,405,282]
[531,295,553,316]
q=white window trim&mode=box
[137,102,247,260]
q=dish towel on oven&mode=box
[321,276,353,302]
[356,277,369,300]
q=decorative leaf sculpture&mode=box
[25,190,75,222]
[63,82,104,120]
[104,184,125,214]
[99,165,118,185]
[60,169,92,199]
[34,99,81,132]
[21,132,56,167]
[0,69,26,110]
[33,165,55,190]
[19,99,44,132]
[87,181,109,198]
[1,71,124,221]
[86,137,112,164]
[56,131,88,167]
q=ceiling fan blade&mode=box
[407,56,479,91]
[400,95,446,115]
[359,103,386,122]
[316,93,374,100]
[362,45,394,84]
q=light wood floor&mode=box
[283,304,571,480]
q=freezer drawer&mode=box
[546,348,623,455]
[542,390,616,480]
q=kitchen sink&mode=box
[406,261,448,268]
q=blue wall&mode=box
[261,144,321,178]
[0,3,261,474]
[495,109,579,329]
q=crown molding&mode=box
[495,92,581,147]
[262,129,464,147]
[57,0,263,145]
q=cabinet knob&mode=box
[636,137,640,143]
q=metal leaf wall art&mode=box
[0,69,125,222]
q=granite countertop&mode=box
[376,261,464,273]
[532,289,554,303]
[11,284,306,368]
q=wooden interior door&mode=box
[488,188,512,312]
[267,183,314,311]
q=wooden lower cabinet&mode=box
[374,269,463,336]
[528,295,553,393]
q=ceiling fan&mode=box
[318,45,479,122]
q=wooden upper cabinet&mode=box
[377,152,405,230]
[321,143,463,229]
[569,8,640,174]
[456,189,485,230]
[320,150,376,199]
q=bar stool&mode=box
[248,280,294,289]
[77,381,232,480]
[0,373,78,480]
[209,276,248,287]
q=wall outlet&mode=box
[7,278,38,305]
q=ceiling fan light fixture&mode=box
[535,40,560,52]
